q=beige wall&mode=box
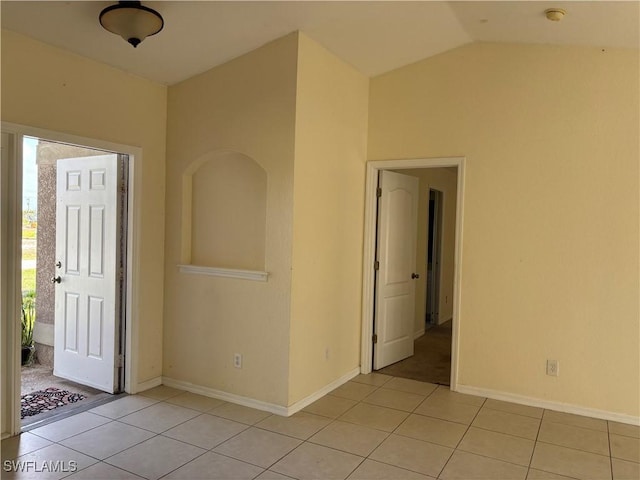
[288,34,369,405]
[163,34,299,406]
[369,43,640,417]
[1,30,168,385]
[398,168,457,334]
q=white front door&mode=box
[53,155,122,393]
[374,170,419,370]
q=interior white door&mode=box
[54,155,121,393]
[374,170,419,370]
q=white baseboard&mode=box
[456,384,640,426]
[162,367,360,417]
[136,376,162,393]
[162,377,290,416]
[414,329,425,340]
[286,367,361,415]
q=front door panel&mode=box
[54,155,120,393]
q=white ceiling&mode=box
[2,1,638,85]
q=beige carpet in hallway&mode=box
[377,320,452,385]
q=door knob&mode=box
[411,273,420,279]
[51,276,61,284]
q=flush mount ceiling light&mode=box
[99,1,164,48]
[544,8,567,22]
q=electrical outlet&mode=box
[546,359,559,377]
[233,353,242,369]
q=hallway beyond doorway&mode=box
[378,321,452,385]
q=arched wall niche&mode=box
[180,150,268,280]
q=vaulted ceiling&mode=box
[2,1,638,85]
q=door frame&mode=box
[1,122,142,437]
[360,157,465,390]
[426,188,444,326]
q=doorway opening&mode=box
[1,124,140,437]
[20,137,128,426]
[360,158,465,390]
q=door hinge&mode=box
[372,334,378,344]
[116,354,124,368]
[374,261,380,270]
[376,187,382,198]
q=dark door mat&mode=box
[21,387,85,419]
[21,391,123,431]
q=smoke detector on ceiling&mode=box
[544,8,567,22]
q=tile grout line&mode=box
[525,405,546,479]
[112,400,265,479]
[279,379,545,478]
[48,423,155,479]
[607,420,614,480]
[315,380,382,479]
[67,398,257,479]
[352,382,481,478]
[112,396,243,441]
[335,376,437,478]
[435,396,488,479]
[454,402,544,469]
[526,408,612,480]
[544,418,611,433]
[204,405,328,475]
[79,425,159,479]
[28,413,113,444]
[534,438,615,458]
[466,423,539,442]
[356,383,432,479]
[153,442,214,480]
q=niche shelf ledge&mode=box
[178,264,268,282]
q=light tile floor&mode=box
[2,374,639,479]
